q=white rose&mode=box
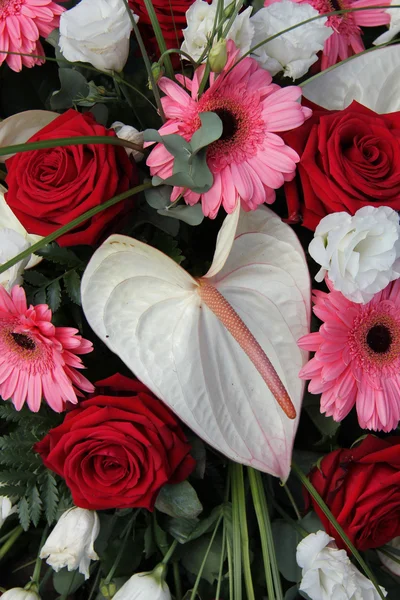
[374,1,400,45]
[59,0,138,73]
[0,495,17,529]
[181,0,253,63]
[377,536,400,577]
[111,121,144,162]
[309,206,400,303]
[251,2,332,79]
[40,507,100,579]
[1,590,40,600]
[113,565,171,600]
[297,531,387,600]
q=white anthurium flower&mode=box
[251,2,332,79]
[302,46,400,113]
[297,531,387,600]
[378,536,400,577]
[111,121,144,162]
[0,495,17,528]
[40,507,100,580]
[181,0,254,63]
[309,206,400,304]
[0,110,59,162]
[1,590,41,600]
[374,1,400,45]
[113,565,171,600]
[59,0,138,73]
[81,204,310,481]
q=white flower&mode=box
[250,2,332,79]
[1,590,40,600]
[111,121,144,162]
[0,185,42,291]
[181,0,254,63]
[0,495,17,529]
[113,565,171,600]
[297,531,387,600]
[309,206,400,304]
[59,0,138,73]
[374,1,400,45]
[40,507,100,580]
[378,536,400,577]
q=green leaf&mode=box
[36,243,81,268]
[299,511,323,534]
[181,532,224,584]
[28,484,42,527]
[33,288,47,305]
[63,270,82,305]
[303,393,340,439]
[153,513,169,556]
[271,519,302,583]
[50,68,90,111]
[18,496,30,531]
[53,568,86,595]
[190,112,223,155]
[167,506,222,544]
[158,204,204,226]
[285,585,301,600]
[144,185,172,210]
[23,271,50,287]
[151,232,184,264]
[40,470,59,525]
[46,279,61,313]
[155,481,203,519]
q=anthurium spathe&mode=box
[81,205,311,480]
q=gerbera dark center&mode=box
[366,325,392,354]
[12,333,36,351]
[214,108,238,141]
[329,0,342,10]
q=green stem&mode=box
[158,48,198,70]
[281,482,301,520]
[0,181,153,276]
[227,533,233,600]
[0,525,23,560]
[190,514,223,600]
[378,548,400,566]
[291,461,386,600]
[229,463,242,600]
[104,511,139,585]
[161,539,179,565]
[0,135,143,158]
[173,560,183,600]
[31,524,49,585]
[142,0,174,79]
[215,520,226,600]
[232,464,254,600]
[121,0,166,121]
[0,525,21,545]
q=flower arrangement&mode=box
[0,0,399,599]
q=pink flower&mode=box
[0,0,65,72]
[147,40,311,218]
[0,285,94,412]
[264,0,390,70]
[298,280,400,432]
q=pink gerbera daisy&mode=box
[0,285,94,412]
[265,0,391,69]
[147,40,311,218]
[298,280,400,432]
[0,0,65,72]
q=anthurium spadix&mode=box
[81,205,311,480]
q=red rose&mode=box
[35,374,196,510]
[282,101,400,230]
[307,435,400,551]
[5,110,137,247]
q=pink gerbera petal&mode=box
[147,40,310,218]
[0,285,94,413]
[298,280,400,432]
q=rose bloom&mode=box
[34,374,196,510]
[307,435,400,550]
[282,100,400,230]
[5,110,136,247]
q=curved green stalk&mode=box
[215,520,227,600]
[291,462,386,600]
[0,525,23,560]
[158,48,198,69]
[142,0,174,79]
[231,463,254,600]
[0,181,153,276]
[230,462,242,600]
[0,135,143,158]
[190,514,223,600]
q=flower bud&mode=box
[1,589,41,600]
[100,581,117,598]
[209,39,228,73]
[224,0,236,19]
[110,122,144,162]
[149,62,164,90]
[113,564,171,600]
[40,507,100,580]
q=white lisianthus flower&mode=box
[1,589,40,600]
[40,507,100,580]
[374,1,400,44]
[181,0,254,62]
[297,531,387,600]
[59,0,138,72]
[113,565,171,600]
[378,536,400,576]
[0,495,17,529]
[309,206,400,304]
[250,2,332,79]
[111,121,144,162]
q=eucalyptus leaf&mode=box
[271,519,302,583]
[299,511,323,534]
[144,185,172,210]
[181,532,224,584]
[158,203,204,226]
[285,586,301,600]
[155,481,203,518]
[190,112,223,155]
[50,68,90,110]
[167,505,222,543]
[53,568,85,595]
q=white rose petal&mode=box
[113,565,171,600]
[59,0,138,73]
[40,507,100,580]
[250,2,332,79]
[111,121,144,162]
[378,536,400,577]
[309,206,400,303]
[297,531,387,600]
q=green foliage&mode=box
[151,231,185,264]
[0,402,64,530]
[155,481,203,519]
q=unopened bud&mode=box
[149,62,164,89]
[100,581,117,598]
[209,39,228,73]
[224,0,236,19]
